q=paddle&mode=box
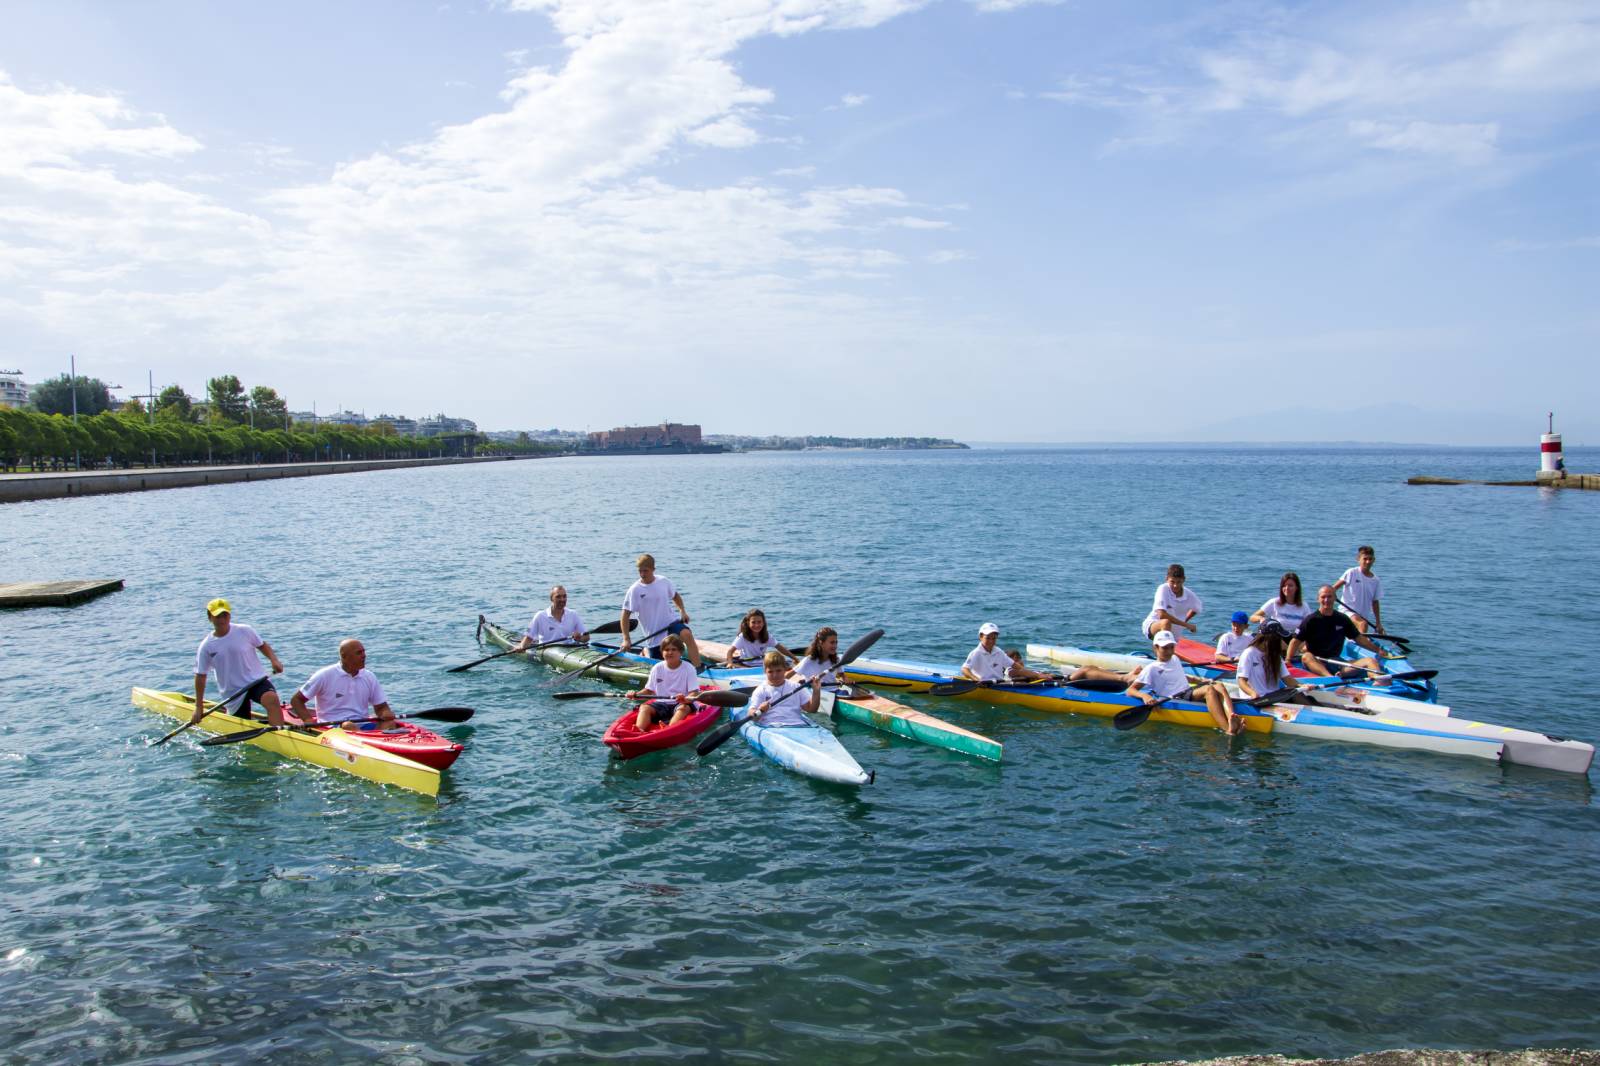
[551,689,750,707]
[449,618,632,673]
[696,628,884,757]
[551,620,683,687]
[151,680,259,746]
[1113,686,1297,732]
[201,706,477,746]
[927,674,1064,697]
[1333,596,1410,647]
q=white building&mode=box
[0,370,28,408]
[417,413,477,437]
[372,413,418,436]
[321,409,368,428]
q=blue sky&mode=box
[2,0,1597,442]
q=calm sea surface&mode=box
[3,445,1597,1064]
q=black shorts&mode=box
[642,699,679,723]
[229,677,277,718]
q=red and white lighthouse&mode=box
[1540,412,1565,477]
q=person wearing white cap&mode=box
[962,623,1030,683]
[192,597,286,726]
[1126,630,1244,735]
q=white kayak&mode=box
[1025,643,1452,718]
[732,706,873,786]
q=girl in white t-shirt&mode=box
[724,608,794,667]
[629,635,700,731]
[1236,624,1299,700]
[1251,571,1310,636]
[791,627,845,685]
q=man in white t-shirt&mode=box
[193,597,286,726]
[1127,631,1243,735]
[512,585,589,652]
[618,553,702,669]
[1142,564,1203,645]
[1214,611,1253,664]
[1332,545,1385,634]
[291,639,397,727]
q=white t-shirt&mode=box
[746,678,810,728]
[527,608,585,644]
[1143,584,1203,638]
[1338,568,1384,622]
[297,664,388,724]
[962,644,1014,682]
[622,576,680,647]
[729,633,776,663]
[644,659,698,699]
[1133,658,1191,700]
[195,623,268,696]
[1237,645,1287,698]
[794,656,842,685]
[1215,630,1253,660]
[1259,598,1311,634]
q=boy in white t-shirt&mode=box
[1141,564,1203,644]
[629,635,700,731]
[1127,631,1243,735]
[746,650,822,729]
[1214,611,1253,663]
[1332,545,1385,635]
[619,553,702,669]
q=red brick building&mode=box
[587,422,703,449]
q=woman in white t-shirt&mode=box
[1251,571,1310,636]
[724,608,794,667]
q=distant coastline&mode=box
[709,435,969,452]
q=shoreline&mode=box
[0,453,556,503]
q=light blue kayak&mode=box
[731,707,874,786]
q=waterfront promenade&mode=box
[0,453,554,503]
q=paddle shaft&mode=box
[695,677,820,756]
[201,706,476,746]
[152,680,258,746]
[454,618,629,673]
[552,620,681,686]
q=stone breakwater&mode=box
[0,453,553,503]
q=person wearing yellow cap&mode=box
[193,598,286,726]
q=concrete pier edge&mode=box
[0,454,555,503]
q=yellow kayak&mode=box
[133,687,441,796]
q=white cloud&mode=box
[1347,118,1499,160]
[926,249,970,263]
[888,215,950,229]
[840,92,869,108]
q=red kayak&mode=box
[603,698,722,759]
[288,711,464,770]
[1176,637,1314,678]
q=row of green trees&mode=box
[28,372,290,426]
[0,406,556,472]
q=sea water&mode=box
[2,445,1597,1063]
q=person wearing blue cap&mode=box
[1214,611,1253,664]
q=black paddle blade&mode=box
[591,618,634,635]
[696,717,743,757]
[551,691,609,701]
[929,679,980,696]
[840,628,885,666]
[1245,687,1299,710]
[697,689,751,708]
[412,706,476,722]
[1387,669,1436,682]
[1113,704,1155,731]
[200,726,274,746]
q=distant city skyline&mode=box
[3,1,1597,443]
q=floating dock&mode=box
[0,580,124,608]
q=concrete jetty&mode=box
[0,580,124,608]
[0,454,549,504]
[1408,474,1600,490]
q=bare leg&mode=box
[680,628,702,670]
[259,689,286,729]
[635,704,655,732]
[1299,653,1334,677]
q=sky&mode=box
[2,0,1597,443]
